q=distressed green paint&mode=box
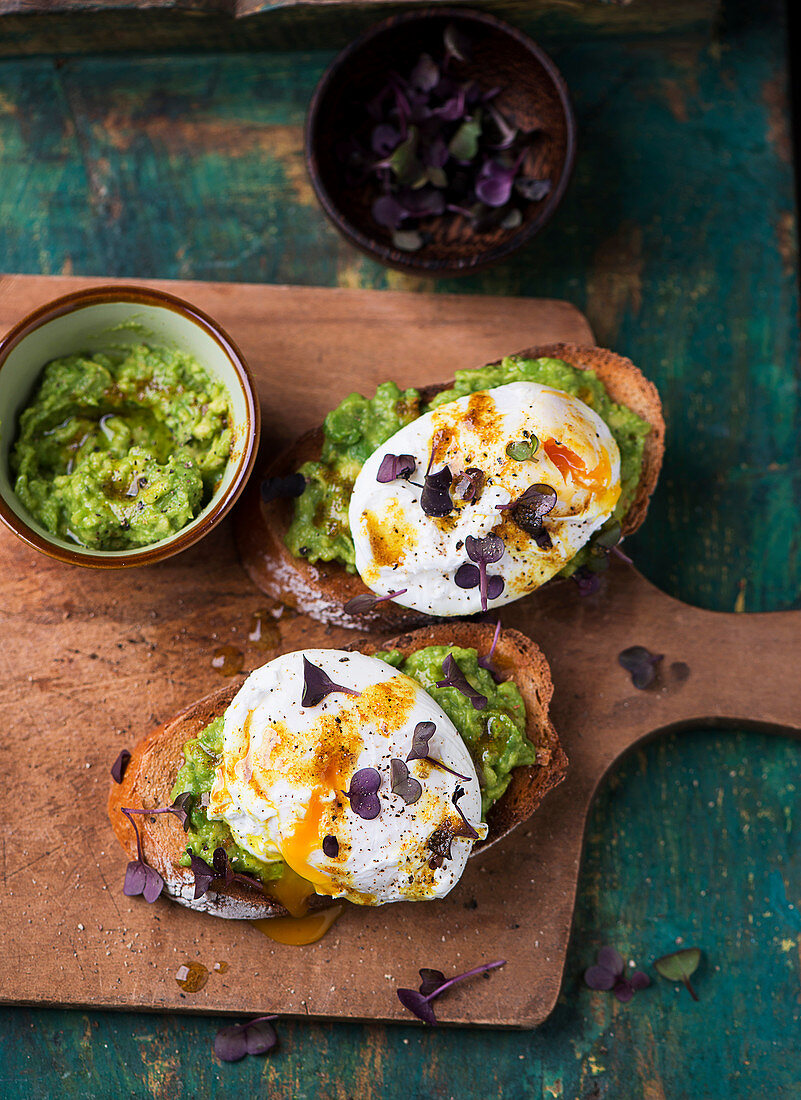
[0,0,800,1096]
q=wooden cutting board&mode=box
[2,273,798,1029]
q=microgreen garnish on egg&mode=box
[477,619,503,682]
[406,720,436,761]
[322,835,340,858]
[505,436,539,461]
[452,467,485,504]
[301,656,361,707]
[120,808,164,904]
[260,473,306,503]
[455,534,505,611]
[343,589,408,616]
[390,758,423,805]
[214,1015,279,1062]
[111,748,131,784]
[343,767,382,820]
[376,453,417,483]
[618,646,663,689]
[420,464,454,517]
[396,959,506,1025]
[451,785,480,841]
[498,483,557,540]
[436,654,488,710]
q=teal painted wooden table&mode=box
[1,0,799,1094]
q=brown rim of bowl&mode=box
[0,284,261,568]
[305,6,577,275]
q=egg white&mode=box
[206,649,486,906]
[348,381,622,616]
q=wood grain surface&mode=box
[0,0,798,1094]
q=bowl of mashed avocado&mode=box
[0,285,260,565]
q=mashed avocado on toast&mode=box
[169,645,531,885]
[285,356,650,578]
[11,345,232,550]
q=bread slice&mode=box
[234,344,665,629]
[108,622,566,919]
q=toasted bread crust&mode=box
[108,623,566,918]
[234,344,665,628]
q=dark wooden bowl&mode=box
[305,7,576,277]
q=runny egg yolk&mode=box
[542,438,613,495]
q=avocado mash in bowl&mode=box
[0,286,259,566]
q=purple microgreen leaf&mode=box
[120,808,164,904]
[613,979,635,1003]
[372,194,407,229]
[343,767,382,820]
[630,970,651,991]
[477,618,503,681]
[433,88,468,122]
[486,574,505,600]
[585,946,650,1003]
[505,437,539,461]
[390,758,423,805]
[397,959,504,1025]
[397,988,439,1025]
[454,562,480,589]
[474,159,515,207]
[393,229,424,252]
[189,852,216,899]
[377,453,416,483]
[418,968,447,996]
[452,467,485,503]
[371,123,401,156]
[409,52,439,92]
[343,588,407,616]
[498,484,557,542]
[420,464,453,517]
[618,646,663,690]
[597,946,625,977]
[573,567,601,597]
[169,792,195,833]
[451,785,479,841]
[213,846,234,885]
[654,948,701,1000]
[301,656,360,708]
[322,835,339,858]
[423,136,449,168]
[436,654,487,711]
[584,964,618,991]
[111,748,131,784]
[214,1016,279,1062]
[407,720,436,762]
[260,473,306,504]
[465,534,504,565]
[515,177,552,202]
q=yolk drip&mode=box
[279,785,339,896]
[254,904,344,946]
[265,865,319,917]
[542,439,612,495]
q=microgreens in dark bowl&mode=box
[306,8,576,276]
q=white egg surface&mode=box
[206,649,486,906]
[348,381,621,616]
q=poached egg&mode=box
[348,381,621,616]
[207,649,486,906]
